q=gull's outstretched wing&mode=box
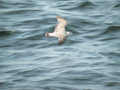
[58,35,66,44]
[54,16,67,33]
[56,16,67,24]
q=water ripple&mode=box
[0,0,120,90]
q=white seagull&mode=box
[45,16,70,44]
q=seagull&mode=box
[45,16,70,44]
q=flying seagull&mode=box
[45,16,70,44]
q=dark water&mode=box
[0,0,120,90]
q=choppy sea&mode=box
[0,0,120,90]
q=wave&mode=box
[0,29,14,37]
[103,25,120,35]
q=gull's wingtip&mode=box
[56,16,61,19]
[56,16,67,25]
[56,16,65,20]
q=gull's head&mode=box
[56,16,67,26]
[45,32,49,37]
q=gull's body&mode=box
[45,16,70,44]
